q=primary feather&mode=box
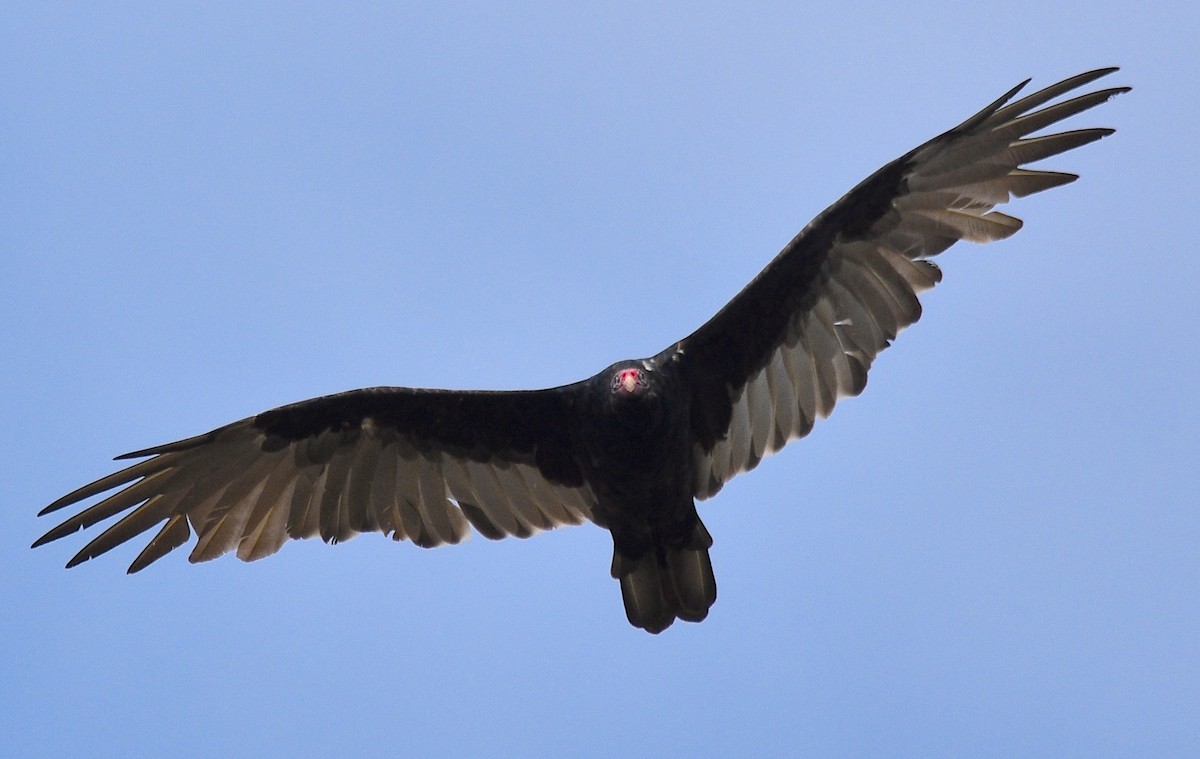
[35,69,1128,634]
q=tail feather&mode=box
[611,520,717,634]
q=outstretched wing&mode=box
[670,68,1129,498]
[34,386,594,572]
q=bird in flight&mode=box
[35,68,1128,634]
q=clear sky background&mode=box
[3,3,1196,757]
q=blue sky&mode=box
[3,3,1197,757]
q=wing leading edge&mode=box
[36,386,595,572]
[671,68,1128,497]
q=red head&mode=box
[610,366,648,396]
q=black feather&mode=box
[34,69,1128,634]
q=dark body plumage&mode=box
[35,69,1128,633]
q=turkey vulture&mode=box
[35,68,1127,634]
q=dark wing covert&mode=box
[35,386,594,571]
[666,68,1128,498]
